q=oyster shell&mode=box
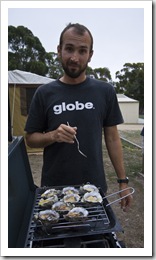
[81,191,103,203]
[41,188,61,198]
[34,209,60,225]
[62,186,79,195]
[63,193,80,203]
[52,201,74,213]
[38,195,58,207]
[64,207,89,222]
[80,184,99,193]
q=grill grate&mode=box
[25,185,123,248]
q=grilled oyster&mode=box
[81,191,103,203]
[52,201,74,213]
[62,186,79,195]
[41,188,61,198]
[63,193,80,203]
[38,195,58,207]
[34,209,60,225]
[80,184,99,193]
[64,207,89,222]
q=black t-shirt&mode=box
[25,77,124,192]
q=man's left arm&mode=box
[104,125,133,211]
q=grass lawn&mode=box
[102,130,144,248]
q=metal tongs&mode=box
[103,187,135,207]
[67,122,87,158]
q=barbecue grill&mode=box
[8,136,127,249]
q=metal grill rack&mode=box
[25,185,123,248]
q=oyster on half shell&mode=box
[34,209,60,225]
[63,193,80,203]
[81,191,103,203]
[64,207,89,222]
[62,186,79,195]
[80,184,99,193]
[38,195,58,207]
[41,188,61,198]
[52,201,74,213]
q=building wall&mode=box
[118,102,139,123]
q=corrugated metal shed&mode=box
[117,94,139,124]
[117,94,138,103]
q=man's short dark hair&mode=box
[59,23,93,52]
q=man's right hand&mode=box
[25,124,77,148]
[52,124,77,144]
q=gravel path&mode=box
[117,123,144,131]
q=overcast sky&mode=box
[8,6,144,81]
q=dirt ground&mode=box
[28,128,144,248]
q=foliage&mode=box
[94,67,112,81]
[86,66,112,82]
[115,63,144,113]
[8,25,48,76]
[45,52,64,79]
[8,25,144,113]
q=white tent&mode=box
[8,69,54,84]
[8,70,54,152]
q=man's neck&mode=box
[60,74,86,85]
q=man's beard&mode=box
[61,60,88,78]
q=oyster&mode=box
[38,195,58,207]
[81,191,103,203]
[34,209,60,225]
[80,184,99,193]
[41,188,61,198]
[52,201,74,213]
[64,207,88,222]
[62,186,79,195]
[63,193,80,203]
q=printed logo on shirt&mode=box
[53,101,94,115]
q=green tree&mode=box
[45,52,64,79]
[94,67,112,82]
[86,66,98,79]
[86,66,112,82]
[115,63,144,114]
[8,25,48,76]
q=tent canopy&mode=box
[8,70,54,84]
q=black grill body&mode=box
[8,137,36,247]
[8,137,125,248]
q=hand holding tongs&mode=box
[67,122,87,158]
[103,187,135,207]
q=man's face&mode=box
[58,28,93,79]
